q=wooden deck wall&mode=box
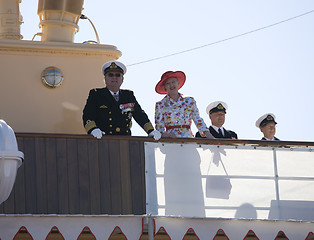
[0,134,147,215]
[1,133,313,216]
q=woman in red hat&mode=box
[154,71,214,138]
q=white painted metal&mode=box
[0,120,23,204]
[0,215,143,240]
[0,214,313,240]
[154,216,314,240]
[145,142,314,221]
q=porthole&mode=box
[42,66,64,88]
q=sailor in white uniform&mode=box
[255,113,280,141]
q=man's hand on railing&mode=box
[149,130,161,140]
[91,128,105,139]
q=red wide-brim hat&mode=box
[155,71,186,94]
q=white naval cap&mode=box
[101,61,127,75]
[206,101,228,115]
[255,113,277,128]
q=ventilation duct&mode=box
[37,0,84,42]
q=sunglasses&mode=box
[107,73,122,77]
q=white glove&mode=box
[91,128,105,139]
[149,130,161,140]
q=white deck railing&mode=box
[145,142,314,221]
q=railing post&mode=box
[147,214,154,240]
[272,147,281,219]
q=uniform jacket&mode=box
[195,126,238,139]
[261,137,280,141]
[83,87,154,135]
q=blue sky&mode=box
[20,0,314,141]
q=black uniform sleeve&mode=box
[229,131,238,139]
[195,131,206,138]
[82,89,98,134]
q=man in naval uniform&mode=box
[83,60,161,140]
[195,101,237,139]
[255,113,280,141]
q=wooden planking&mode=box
[77,139,91,214]
[98,140,111,214]
[87,139,101,214]
[46,138,59,213]
[0,191,3,212]
[35,137,48,213]
[139,140,146,213]
[1,173,15,213]
[1,135,147,215]
[77,139,90,214]
[119,140,132,214]
[23,137,37,213]
[67,139,80,214]
[56,138,69,214]
[108,140,122,214]
[14,137,26,213]
[129,140,146,214]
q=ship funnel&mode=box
[0,0,23,40]
[37,0,84,42]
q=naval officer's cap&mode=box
[206,101,228,115]
[102,61,127,75]
[255,113,277,128]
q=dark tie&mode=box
[113,93,119,101]
[218,128,223,137]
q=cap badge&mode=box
[109,62,118,69]
[266,115,274,120]
[217,103,224,110]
